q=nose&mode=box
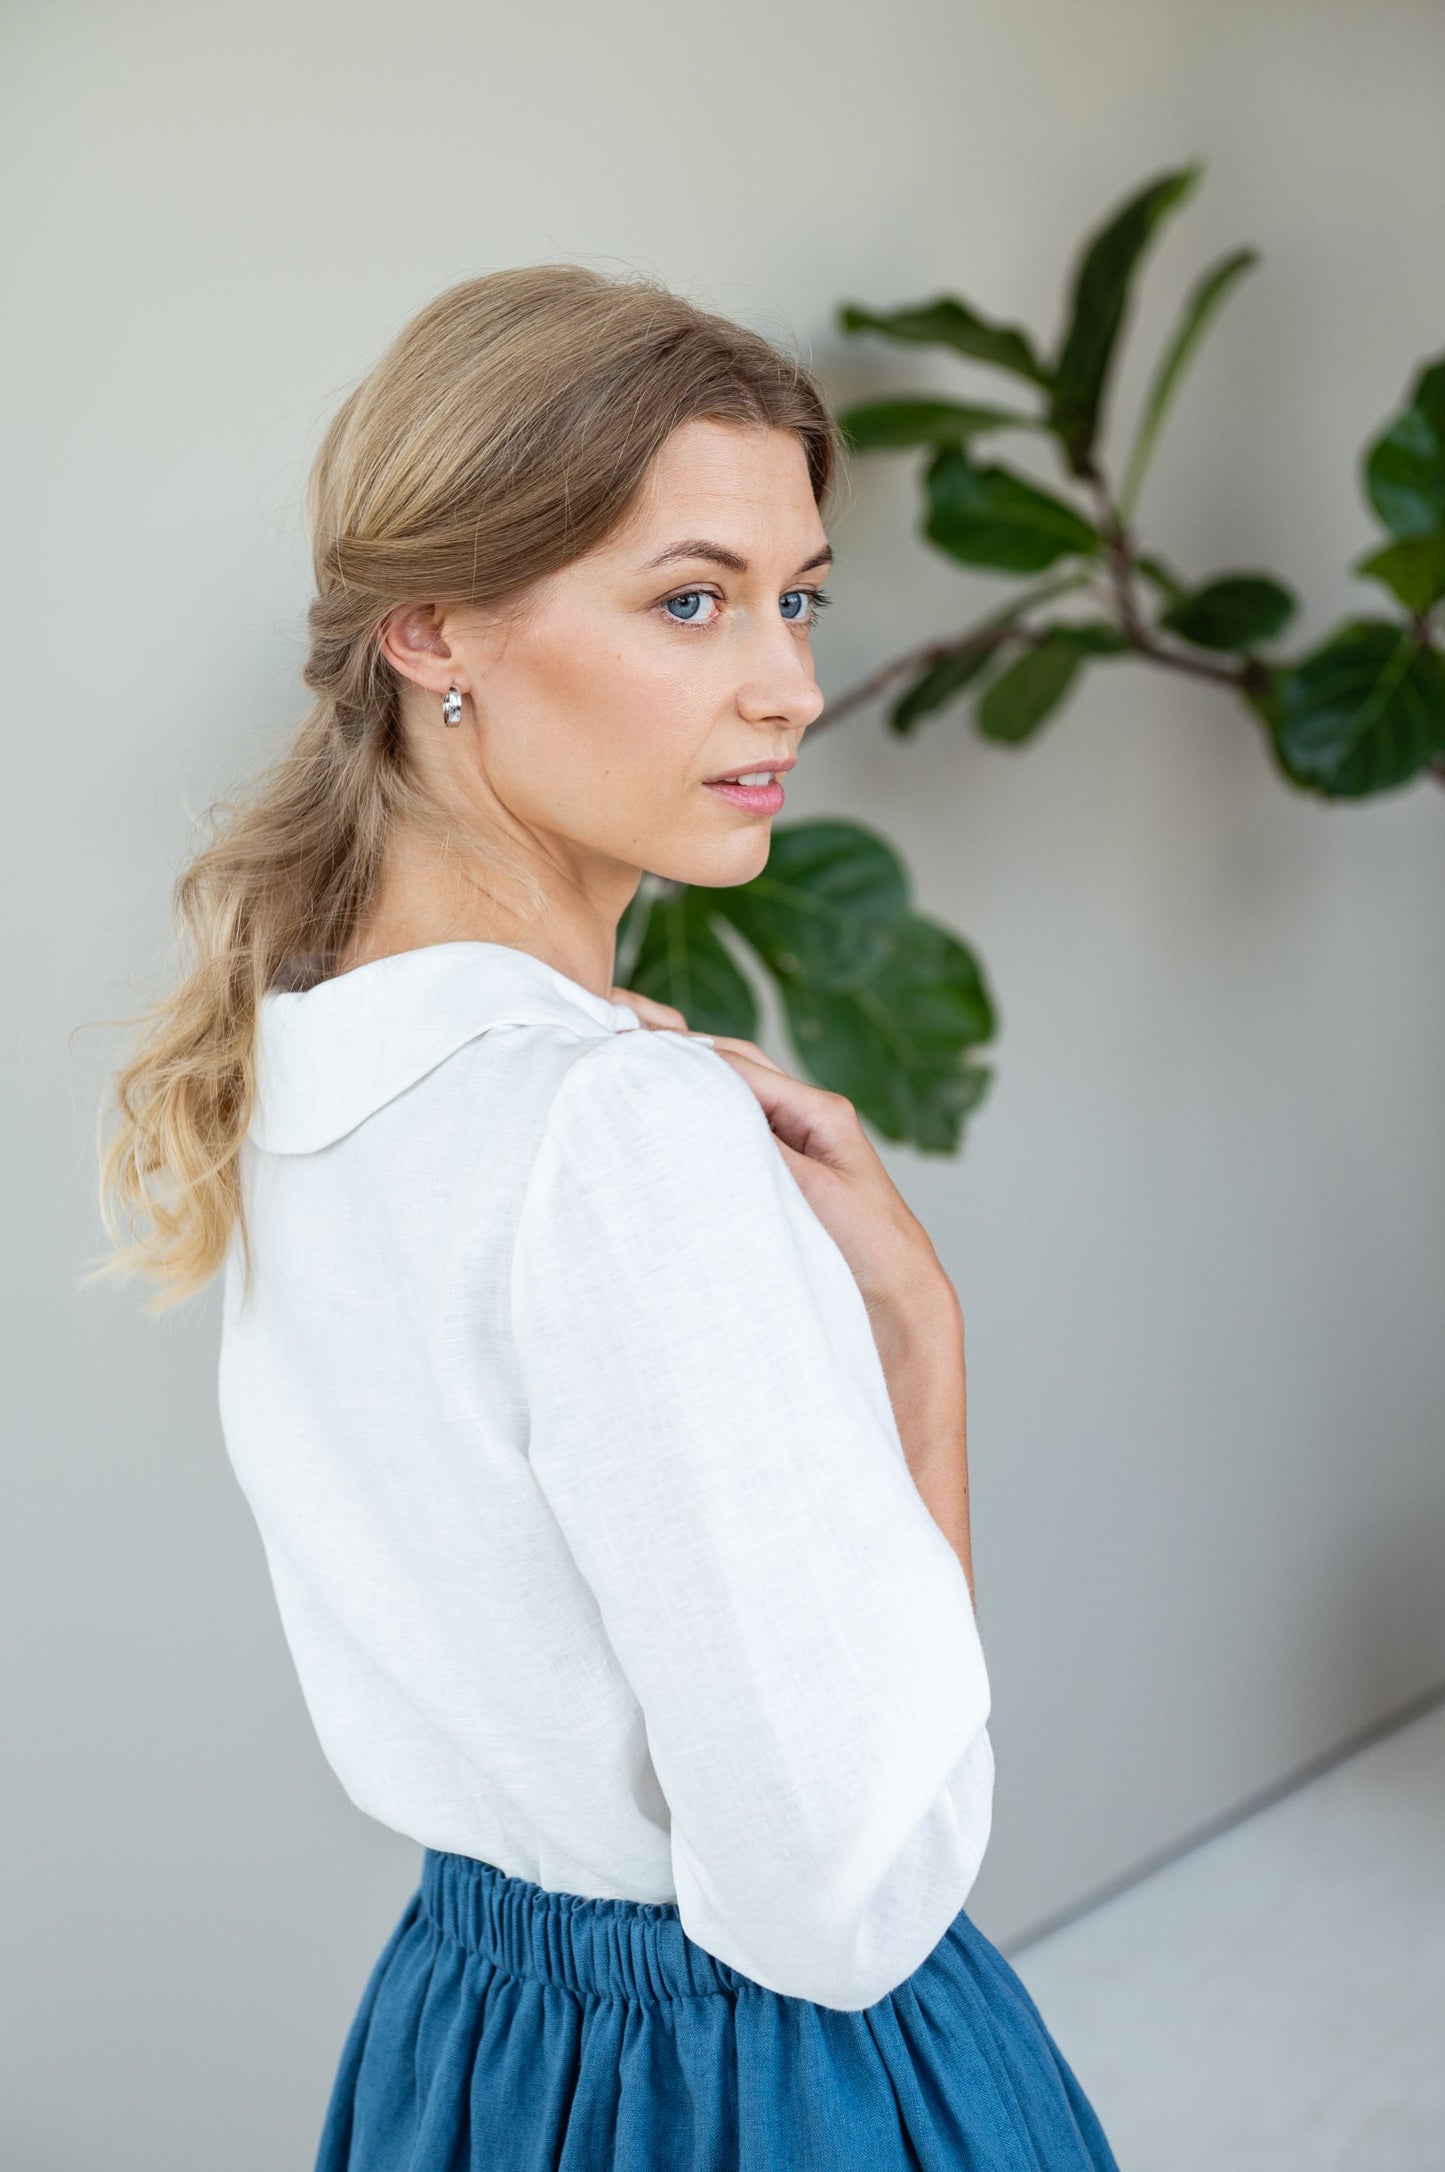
[734,617,827,733]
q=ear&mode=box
[378,603,460,696]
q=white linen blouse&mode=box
[217,939,994,2011]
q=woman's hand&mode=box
[609,985,950,1321]
[707,1036,952,1321]
[607,985,694,1032]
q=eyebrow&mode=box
[642,539,834,575]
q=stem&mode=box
[1129,638,1268,693]
[822,520,1265,724]
[1092,481,1150,643]
[814,570,1093,732]
[815,456,1439,797]
[1093,476,1275,693]
[814,631,988,733]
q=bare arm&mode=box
[865,1277,974,1605]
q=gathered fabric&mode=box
[315,1849,1121,2172]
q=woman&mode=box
[95,266,1119,2170]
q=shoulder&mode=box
[539,1027,774,1170]
[514,1029,791,1268]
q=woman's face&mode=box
[390,418,831,906]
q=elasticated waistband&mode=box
[420,1848,760,2003]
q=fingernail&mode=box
[691,1032,716,1045]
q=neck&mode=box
[331,830,637,1004]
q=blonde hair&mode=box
[89,264,839,1312]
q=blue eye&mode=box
[781,587,833,623]
[663,590,716,624]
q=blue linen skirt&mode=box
[315,1848,1120,2170]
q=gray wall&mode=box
[5,1,1444,2164]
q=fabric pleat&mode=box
[315,1850,1120,2172]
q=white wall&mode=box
[4,2,1443,2163]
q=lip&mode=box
[704,776,786,814]
[702,754,798,784]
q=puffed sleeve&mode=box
[508,1027,994,2009]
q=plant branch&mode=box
[1092,477,1275,692]
[820,503,1271,726]
[813,570,1092,731]
[815,631,991,733]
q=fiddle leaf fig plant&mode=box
[616,822,996,1153]
[618,163,1445,1155]
[831,161,1445,797]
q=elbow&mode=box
[800,1728,996,2010]
[673,1726,996,2012]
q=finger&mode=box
[709,1045,856,1164]
[696,1032,786,1075]
[608,986,690,1032]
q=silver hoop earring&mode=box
[442,683,463,728]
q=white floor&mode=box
[1003,1698,1445,2170]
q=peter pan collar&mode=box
[249,940,644,1155]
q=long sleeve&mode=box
[508,1027,994,2009]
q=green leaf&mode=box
[1272,619,1445,796]
[976,632,1086,743]
[623,887,760,1036]
[1364,356,1445,539]
[924,447,1099,573]
[629,824,1001,1150]
[889,642,998,734]
[1135,552,1189,603]
[838,297,1047,384]
[1055,619,1132,655]
[1354,533,1445,615]
[779,913,997,1152]
[838,397,1039,451]
[886,571,1103,733]
[1159,574,1296,652]
[1118,247,1258,518]
[1048,164,1201,475]
[712,820,908,991]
